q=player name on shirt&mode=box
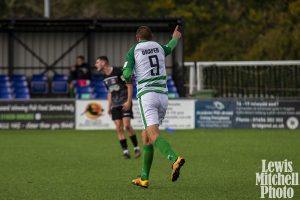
[142,48,160,55]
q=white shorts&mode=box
[138,92,168,129]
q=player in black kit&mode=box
[95,56,140,159]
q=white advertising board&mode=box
[76,100,114,130]
[76,100,195,130]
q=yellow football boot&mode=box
[132,177,149,188]
[171,156,185,182]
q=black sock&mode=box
[129,135,138,147]
[119,139,128,151]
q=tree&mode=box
[1,0,300,61]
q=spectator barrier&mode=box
[0,99,299,130]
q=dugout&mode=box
[0,18,185,96]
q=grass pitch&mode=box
[0,129,300,200]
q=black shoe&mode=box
[123,152,131,159]
[134,148,141,158]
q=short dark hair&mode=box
[97,56,109,63]
[76,55,85,60]
[136,26,153,40]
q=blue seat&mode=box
[31,74,48,94]
[168,86,177,93]
[31,82,48,94]
[76,86,93,93]
[92,80,106,87]
[132,79,137,85]
[14,87,30,94]
[0,81,11,87]
[12,75,26,81]
[133,86,137,92]
[94,86,107,93]
[12,80,28,88]
[32,74,47,81]
[52,81,68,94]
[0,93,13,99]
[132,92,137,98]
[0,75,9,81]
[53,74,68,81]
[0,87,13,94]
[52,74,68,94]
[15,93,30,99]
[95,92,108,99]
[167,79,175,87]
[132,85,138,98]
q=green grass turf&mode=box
[0,129,300,200]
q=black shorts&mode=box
[111,104,133,121]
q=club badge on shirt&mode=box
[104,76,121,92]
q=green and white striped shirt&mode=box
[122,38,178,98]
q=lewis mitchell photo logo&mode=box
[256,159,299,198]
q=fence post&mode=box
[184,62,196,95]
[196,62,204,91]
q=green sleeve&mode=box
[161,37,178,56]
[122,46,135,83]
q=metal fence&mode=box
[185,61,300,98]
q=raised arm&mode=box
[162,25,182,56]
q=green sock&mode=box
[141,145,154,180]
[154,136,178,163]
